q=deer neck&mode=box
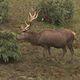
[27,32,40,45]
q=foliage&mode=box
[37,0,74,26]
[0,31,21,63]
[0,0,8,23]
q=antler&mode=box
[28,9,39,22]
[21,9,39,32]
[21,21,30,32]
[24,21,30,30]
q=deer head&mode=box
[21,9,39,32]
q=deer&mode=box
[17,9,76,61]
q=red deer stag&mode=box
[17,10,76,60]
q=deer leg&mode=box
[43,47,48,57]
[62,46,67,58]
[43,46,51,58]
[67,43,74,61]
[59,46,67,61]
[47,47,57,61]
[43,48,46,57]
[47,47,51,57]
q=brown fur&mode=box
[17,28,75,59]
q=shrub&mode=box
[0,0,8,23]
[37,0,74,25]
[0,31,21,63]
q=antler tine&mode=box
[24,21,30,30]
[33,9,40,19]
[32,11,37,19]
[28,9,39,22]
[33,11,36,17]
[24,26,29,31]
[34,11,38,19]
[29,12,34,22]
[20,21,30,32]
[33,11,38,20]
[25,21,28,26]
[29,12,33,18]
[28,14,30,22]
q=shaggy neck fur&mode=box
[26,31,40,45]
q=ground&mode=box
[0,43,80,80]
[0,21,79,80]
[0,0,80,80]
[0,48,80,80]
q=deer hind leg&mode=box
[62,46,67,58]
[58,46,67,62]
[67,42,74,61]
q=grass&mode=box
[0,0,80,80]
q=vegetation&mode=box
[0,0,8,23]
[37,0,74,26]
[0,31,21,63]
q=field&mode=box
[0,0,80,80]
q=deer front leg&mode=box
[47,47,57,61]
[67,43,74,61]
[47,47,51,57]
[62,46,67,58]
[42,46,50,58]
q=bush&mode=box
[37,0,74,25]
[0,31,21,63]
[0,0,8,23]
